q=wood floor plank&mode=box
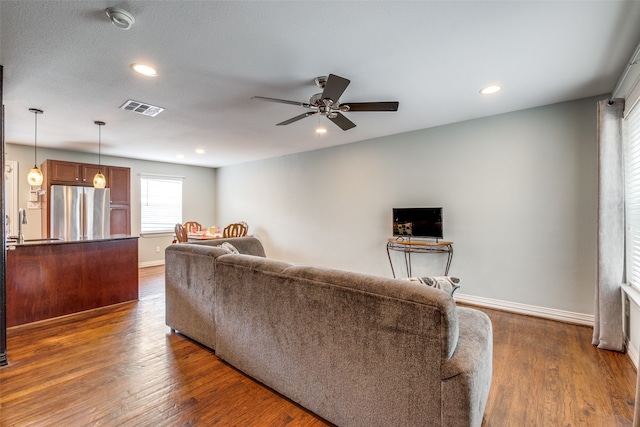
[0,266,636,426]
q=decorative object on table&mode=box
[27,108,44,186]
[223,222,248,238]
[404,276,460,296]
[93,121,107,188]
[174,223,188,243]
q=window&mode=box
[140,175,182,234]
[624,103,640,286]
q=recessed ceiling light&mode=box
[195,149,205,154]
[480,85,501,95]
[130,64,157,77]
[315,128,327,134]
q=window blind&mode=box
[140,175,182,233]
[625,102,640,286]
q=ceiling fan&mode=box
[252,74,399,131]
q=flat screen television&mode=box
[392,207,443,240]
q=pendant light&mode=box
[27,108,44,186]
[93,120,106,188]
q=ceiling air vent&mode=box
[120,99,164,117]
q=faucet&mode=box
[18,208,27,244]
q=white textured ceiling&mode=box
[2,1,640,168]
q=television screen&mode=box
[392,207,443,239]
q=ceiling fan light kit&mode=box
[252,74,399,131]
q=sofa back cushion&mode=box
[283,264,459,360]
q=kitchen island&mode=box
[6,235,138,327]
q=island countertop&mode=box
[6,234,138,247]
[6,236,139,327]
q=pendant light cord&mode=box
[94,120,106,171]
[98,124,101,167]
[34,112,37,166]
[28,108,43,167]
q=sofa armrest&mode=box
[165,244,231,350]
[441,307,493,427]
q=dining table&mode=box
[187,232,222,242]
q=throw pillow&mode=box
[220,242,239,254]
[405,276,460,296]
[214,245,232,254]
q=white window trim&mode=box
[624,101,640,289]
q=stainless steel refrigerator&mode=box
[50,185,111,240]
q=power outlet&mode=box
[156,246,161,253]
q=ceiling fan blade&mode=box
[342,101,399,112]
[276,111,318,126]
[252,96,311,108]
[328,112,356,131]
[321,74,351,102]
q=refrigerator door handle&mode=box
[80,190,86,239]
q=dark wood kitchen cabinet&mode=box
[40,159,131,236]
[107,166,131,235]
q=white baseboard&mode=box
[454,293,594,326]
[138,260,165,268]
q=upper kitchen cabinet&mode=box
[107,166,131,235]
[108,166,130,205]
[45,159,99,185]
[40,160,132,236]
[47,159,81,183]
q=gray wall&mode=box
[216,95,601,315]
[5,144,216,265]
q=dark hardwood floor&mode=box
[0,266,636,426]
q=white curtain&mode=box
[592,98,625,352]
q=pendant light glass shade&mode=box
[93,120,107,188]
[27,108,44,186]
[27,167,43,186]
[93,172,106,188]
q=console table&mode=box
[386,238,453,278]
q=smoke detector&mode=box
[120,100,164,117]
[106,7,135,30]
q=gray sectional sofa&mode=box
[165,237,492,427]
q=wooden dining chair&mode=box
[174,223,188,243]
[223,222,248,238]
[183,221,202,233]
